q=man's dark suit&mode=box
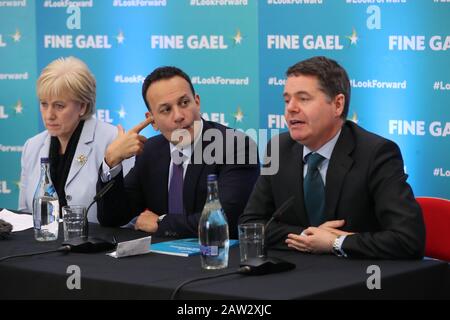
[240,121,425,259]
[97,120,260,239]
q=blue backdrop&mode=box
[1,0,449,209]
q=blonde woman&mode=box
[19,56,133,222]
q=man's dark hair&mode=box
[286,56,351,119]
[142,66,195,112]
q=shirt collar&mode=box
[170,119,204,162]
[303,129,342,163]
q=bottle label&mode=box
[200,245,219,256]
[46,185,56,196]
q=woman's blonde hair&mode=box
[37,56,96,119]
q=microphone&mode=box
[239,196,296,275]
[86,180,115,215]
[62,236,116,253]
[62,180,117,253]
[238,257,295,275]
[264,196,295,230]
[83,179,115,241]
[0,181,118,261]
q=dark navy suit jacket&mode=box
[97,119,260,239]
[240,121,425,259]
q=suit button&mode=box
[66,195,72,201]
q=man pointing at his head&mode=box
[97,66,259,238]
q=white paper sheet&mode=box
[0,209,33,232]
[107,236,152,258]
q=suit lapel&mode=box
[324,123,355,221]
[157,141,170,214]
[282,140,309,226]
[184,162,204,214]
[66,118,95,187]
[183,120,208,214]
[39,134,51,162]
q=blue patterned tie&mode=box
[303,153,326,226]
[168,151,185,215]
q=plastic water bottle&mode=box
[198,174,229,269]
[33,157,59,241]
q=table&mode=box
[0,223,448,300]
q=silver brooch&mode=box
[76,154,87,165]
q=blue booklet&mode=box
[150,238,239,257]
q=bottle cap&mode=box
[207,174,218,182]
[40,157,49,164]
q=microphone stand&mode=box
[264,196,295,231]
[82,180,116,240]
[0,180,118,261]
[61,180,117,253]
[240,196,296,275]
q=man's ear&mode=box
[145,111,158,131]
[194,94,200,106]
[194,94,201,116]
[334,94,345,118]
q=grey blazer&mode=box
[18,117,134,222]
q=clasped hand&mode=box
[135,209,159,233]
[286,220,355,254]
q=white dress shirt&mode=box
[300,129,348,255]
[302,129,341,185]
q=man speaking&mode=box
[240,56,425,259]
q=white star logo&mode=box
[11,29,21,42]
[346,28,358,46]
[14,100,23,114]
[233,107,244,123]
[0,35,6,47]
[13,180,21,190]
[233,29,243,45]
[350,112,358,124]
[117,105,127,119]
[116,31,125,44]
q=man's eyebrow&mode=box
[157,102,171,109]
[177,94,190,103]
[283,90,311,97]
